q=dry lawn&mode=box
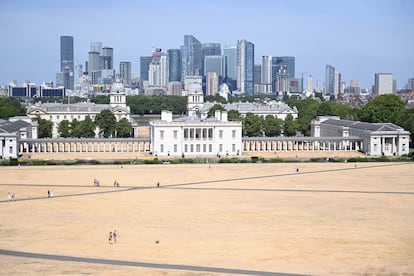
[0,162,413,275]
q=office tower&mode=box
[168,81,182,96]
[74,64,83,86]
[120,62,131,86]
[272,56,295,79]
[140,56,152,82]
[90,42,102,54]
[148,49,168,87]
[307,74,313,94]
[206,72,219,96]
[325,64,335,96]
[159,55,169,87]
[334,72,341,97]
[60,35,74,89]
[261,56,272,85]
[168,49,181,82]
[349,80,360,95]
[202,43,221,76]
[101,47,113,69]
[275,65,289,95]
[254,65,261,85]
[204,55,226,78]
[407,78,414,91]
[374,73,393,94]
[224,45,237,80]
[88,51,100,84]
[236,39,254,95]
[181,35,202,81]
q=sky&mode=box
[0,0,413,90]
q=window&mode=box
[160,130,164,139]
[64,115,67,119]
[9,146,13,154]
[184,144,188,152]
[208,128,213,138]
[219,130,223,138]
[203,144,206,152]
[190,145,194,152]
[202,128,207,139]
[219,144,223,152]
[184,128,188,139]
[196,128,201,139]
[209,144,212,152]
[190,128,194,139]
[174,130,178,139]
[174,144,177,153]
[57,115,60,120]
[160,144,164,153]
[232,130,236,138]
[232,144,236,152]
[49,115,52,120]
[196,144,200,152]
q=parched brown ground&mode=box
[0,161,413,275]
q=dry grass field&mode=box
[0,161,413,275]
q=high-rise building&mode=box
[140,56,152,82]
[206,72,219,96]
[261,56,272,85]
[74,64,83,86]
[272,56,295,79]
[148,49,168,87]
[181,35,203,81]
[60,35,74,89]
[224,45,237,80]
[349,79,360,95]
[254,65,261,85]
[307,74,313,94]
[204,55,226,78]
[374,73,393,94]
[120,62,131,86]
[334,71,342,97]
[202,43,221,76]
[101,47,113,70]
[325,64,335,96]
[237,39,254,95]
[168,49,181,82]
[88,51,100,84]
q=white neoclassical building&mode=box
[311,116,410,156]
[149,84,242,157]
[27,80,135,138]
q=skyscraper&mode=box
[181,35,202,81]
[206,72,219,96]
[261,56,272,85]
[60,35,74,89]
[374,73,393,94]
[224,45,237,81]
[168,49,181,82]
[254,65,261,85]
[204,55,226,78]
[325,64,335,97]
[237,39,254,95]
[101,47,113,70]
[202,43,221,76]
[120,62,131,86]
[140,56,152,82]
[334,71,342,96]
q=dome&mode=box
[111,79,124,93]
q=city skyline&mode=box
[0,0,413,89]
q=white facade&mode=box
[375,73,393,94]
[311,116,410,156]
[149,86,242,157]
[0,118,38,159]
[261,55,272,85]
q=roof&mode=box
[0,120,31,133]
[27,102,128,113]
[200,102,297,114]
[323,119,406,132]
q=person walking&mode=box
[108,232,113,244]
[113,230,117,243]
[48,190,50,198]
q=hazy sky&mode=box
[1,0,413,89]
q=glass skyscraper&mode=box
[181,35,202,81]
[60,35,74,89]
[325,64,335,96]
[120,62,131,86]
[140,56,152,82]
[237,39,254,95]
[168,49,182,82]
[224,45,237,81]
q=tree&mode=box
[287,98,320,136]
[396,107,414,146]
[81,116,96,138]
[58,120,71,138]
[207,104,226,118]
[91,95,110,104]
[35,117,53,138]
[70,119,83,138]
[359,94,405,124]
[228,110,241,121]
[263,115,283,137]
[0,97,26,119]
[283,114,298,137]
[243,113,263,137]
[116,118,133,138]
[205,95,227,104]
[95,109,116,138]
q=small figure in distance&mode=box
[296,167,299,173]
[157,180,160,187]
[48,190,50,198]
[113,230,117,243]
[108,232,113,244]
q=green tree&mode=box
[283,114,298,137]
[228,110,241,121]
[207,104,226,118]
[91,95,110,104]
[58,120,71,138]
[81,116,96,138]
[116,118,133,138]
[205,95,227,104]
[243,113,263,137]
[35,117,53,138]
[287,98,320,136]
[95,109,116,138]
[0,97,26,119]
[263,115,283,137]
[70,119,83,138]
[359,94,405,123]
[396,107,414,146]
